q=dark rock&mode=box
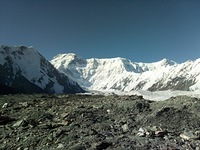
[135,100,150,112]
[0,115,16,125]
[96,141,112,150]
[39,113,54,121]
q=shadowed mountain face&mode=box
[51,53,200,92]
[0,83,20,95]
[0,45,84,94]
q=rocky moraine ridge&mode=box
[0,94,200,149]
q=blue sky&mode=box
[0,0,200,63]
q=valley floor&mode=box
[0,94,200,149]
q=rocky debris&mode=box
[121,124,129,133]
[136,126,168,138]
[57,143,65,149]
[180,129,200,141]
[137,127,148,137]
[0,94,200,149]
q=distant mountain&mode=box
[0,45,84,94]
[51,53,200,92]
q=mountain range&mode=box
[0,45,84,94]
[1,45,200,95]
[51,53,200,92]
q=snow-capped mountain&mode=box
[0,45,84,94]
[51,53,200,92]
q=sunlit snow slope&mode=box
[51,53,200,92]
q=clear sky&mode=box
[0,0,200,63]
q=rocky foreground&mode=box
[0,94,200,150]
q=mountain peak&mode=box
[53,53,77,60]
[161,58,176,64]
[0,46,84,94]
[153,58,177,67]
[1,45,37,54]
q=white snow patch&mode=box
[86,90,200,101]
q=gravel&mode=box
[0,94,200,149]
